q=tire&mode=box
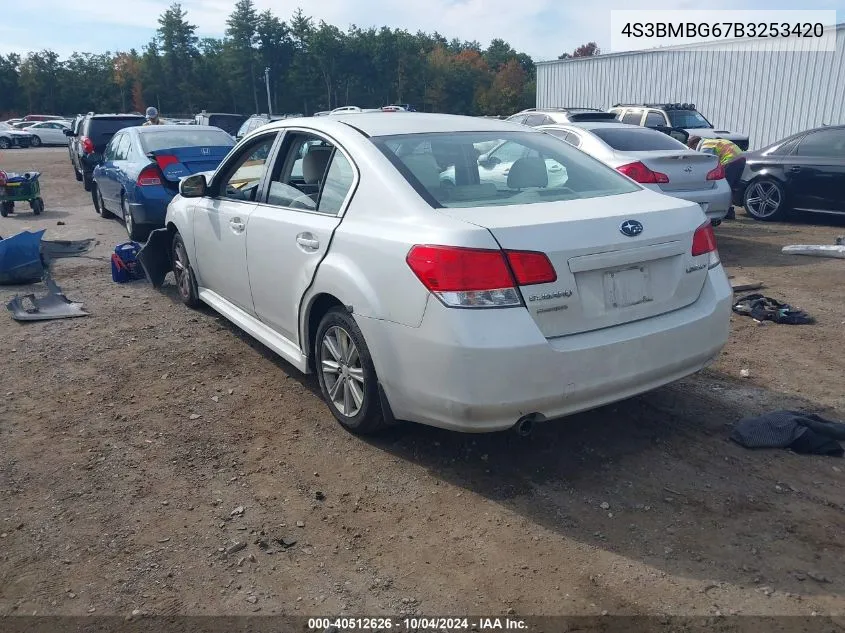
[83,172,92,192]
[171,232,200,308]
[31,198,44,215]
[0,201,12,217]
[0,137,10,150]
[92,184,113,219]
[121,195,148,241]
[30,136,42,148]
[73,165,83,182]
[743,178,787,221]
[315,308,386,435]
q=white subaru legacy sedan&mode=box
[144,113,732,435]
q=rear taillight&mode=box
[617,161,669,184]
[154,154,179,170]
[81,136,94,154]
[706,164,725,180]
[406,245,556,308]
[691,221,720,269]
[137,165,162,187]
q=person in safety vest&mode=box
[688,135,745,219]
[143,106,163,126]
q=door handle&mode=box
[296,234,320,250]
[229,217,245,233]
[789,166,801,173]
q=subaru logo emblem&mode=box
[200,147,210,155]
[683,165,693,173]
[619,220,644,237]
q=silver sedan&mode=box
[539,122,732,223]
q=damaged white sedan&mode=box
[140,113,732,435]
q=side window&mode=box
[524,114,547,126]
[490,141,526,163]
[104,135,120,161]
[622,110,643,125]
[566,131,582,148]
[266,133,341,211]
[219,133,278,202]
[644,111,666,127]
[507,114,528,125]
[317,152,355,215]
[114,134,131,160]
[795,129,845,158]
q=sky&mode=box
[1,0,843,61]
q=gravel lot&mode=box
[1,148,843,619]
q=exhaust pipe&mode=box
[513,415,535,437]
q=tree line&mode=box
[0,2,603,119]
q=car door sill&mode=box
[198,288,308,372]
[792,208,843,215]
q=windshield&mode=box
[667,109,712,129]
[139,129,235,153]
[591,127,688,151]
[372,131,639,209]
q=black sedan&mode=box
[734,124,845,221]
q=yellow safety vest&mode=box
[698,138,741,165]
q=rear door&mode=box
[192,132,279,314]
[785,128,845,212]
[246,130,354,344]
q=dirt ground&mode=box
[1,148,843,619]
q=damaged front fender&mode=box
[137,228,172,288]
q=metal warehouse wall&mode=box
[536,26,845,150]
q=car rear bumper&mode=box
[358,266,732,433]
[649,181,731,221]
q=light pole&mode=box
[264,67,272,116]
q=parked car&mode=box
[92,125,235,240]
[193,112,248,138]
[0,122,35,149]
[540,122,731,224]
[609,103,749,150]
[734,124,845,221]
[507,107,619,126]
[235,114,285,141]
[11,121,36,129]
[390,104,417,112]
[65,113,146,190]
[23,114,65,122]
[140,113,731,435]
[3,118,23,125]
[66,115,85,164]
[330,106,362,114]
[21,120,70,147]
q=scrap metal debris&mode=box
[41,237,97,261]
[137,228,172,287]
[6,272,88,321]
[0,229,45,284]
[782,244,845,259]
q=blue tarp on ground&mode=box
[0,230,46,284]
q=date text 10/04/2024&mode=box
[307,617,528,630]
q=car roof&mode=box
[134,124,224,133]
[272,112,528,137]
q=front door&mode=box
[246,131,355,344]
[786,128,845,213]
[192,132,279,314]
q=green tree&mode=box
[156,2,198,113]
[225,0,260,113]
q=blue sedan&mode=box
[92,125,235,240]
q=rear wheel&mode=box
[0,137,10,150]
[30,136,42,148]
[0,201,12,217]
[315,308,386,435]
[92,184,113,219]
[744,178,786,221]
[172,232,200,308]
[31,198,44,215]
[73,164,83,182]
[122,195,148,242]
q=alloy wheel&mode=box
[745,181,782,218]
[320,326,365,418]
[173,240,192,300]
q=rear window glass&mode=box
[591,127,688,151]
[207,114,247,136]
[666,110,711,129]
[87,118,144,145]
[139,129,235,153]
[372,131,639,209]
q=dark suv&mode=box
[65,113,145,190]
[194,112,248,138]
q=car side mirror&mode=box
[180,174,207,198]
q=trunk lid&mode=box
[147,146,231,183]
[438,190,712,338]
[616,149,718,193]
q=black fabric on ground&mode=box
[732,293,814,324]
[731,410,845,456]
